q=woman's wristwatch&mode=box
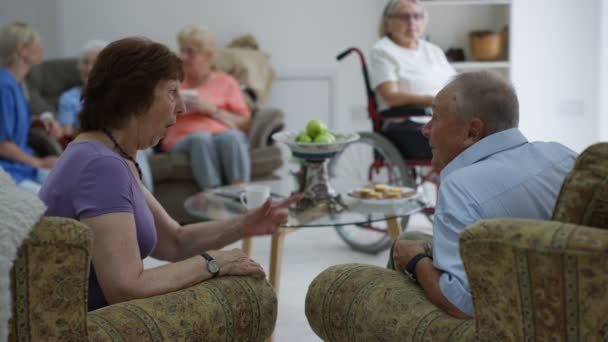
[404,253,433,282]
[201,252,220,278]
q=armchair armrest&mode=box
[11,217,91,340]
[88,276,277,341]
[249,106,284,149]
[460,219,608,340]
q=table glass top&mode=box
[184,178,425,228]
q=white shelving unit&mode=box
[421,0,511,78]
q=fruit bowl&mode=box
[272,131,359,160]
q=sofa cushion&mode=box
[213,48,275,102]
[25,58,80,114]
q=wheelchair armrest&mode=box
[379,105,431,119]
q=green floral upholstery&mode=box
[552,143,608,228]
[461,219,608,341]
[305,264,475,341]
[306,142,608,341]
[10,217,277,341]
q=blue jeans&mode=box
[171,130,251,190]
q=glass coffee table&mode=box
[184,178,424,294]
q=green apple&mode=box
[295,132,312,143]
[306,119,327,138]
[313,132,336,143]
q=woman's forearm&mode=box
[103,255,212,305]
[174,216,244,260]
[0,140,40,167]
[381,91,433,107]
[376,82,434,108]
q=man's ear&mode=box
[466,118,485,144]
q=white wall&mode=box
[53,0,384,132]
[0,0,61,58]
[2,0,605,149]
[511,0,602,152]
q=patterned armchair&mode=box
[305,142,608,341]
[9,217,277,341]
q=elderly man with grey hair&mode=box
[388,70,577,318]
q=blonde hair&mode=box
[0,22,40,67]
[177,24,216,53]
[378,0,428,38]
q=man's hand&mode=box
[393,240,431,271]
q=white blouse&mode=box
[369,36,456,112]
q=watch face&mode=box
[208,260,220,274]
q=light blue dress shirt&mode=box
[432,128,577,317]
[58,86,82,126]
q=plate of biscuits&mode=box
[348,184,418,205]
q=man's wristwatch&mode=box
[201,252,220,278]
[404,253,432,282]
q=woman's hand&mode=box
[240,194,303,237]
[41,116,64,139]
[183,94,217,115]
[208,248,265,278]
[36,155,58,169]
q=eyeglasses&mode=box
[389,12,424,22]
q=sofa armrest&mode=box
[88,276,277,341]
[28,126,62,157]
[11,217,91,340]
[249,106,284,149]
[460,219,608,340]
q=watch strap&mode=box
[405,253,432,281]
[201,252,220,277]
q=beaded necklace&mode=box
[102,128,142,180]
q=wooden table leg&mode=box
[387,218,401,241]
[268,230,287,295]
[242,237,252,257]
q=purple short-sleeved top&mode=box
[39,141,157,311]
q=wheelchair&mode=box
[330,47,439,254]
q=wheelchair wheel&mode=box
[329,132,413,254]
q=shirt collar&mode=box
[440,128,528,181]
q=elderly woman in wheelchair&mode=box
[331,0,454,253]
[371,0,456,159]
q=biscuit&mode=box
[373,184,388,192]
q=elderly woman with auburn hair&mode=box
[39,37,300,311]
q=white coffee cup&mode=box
[240,185,270,209]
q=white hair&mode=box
[177,24,216,53]
[0,22,40,67]
[378,0,428,37]
[78,39,108,66]
[448,71,519,135]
